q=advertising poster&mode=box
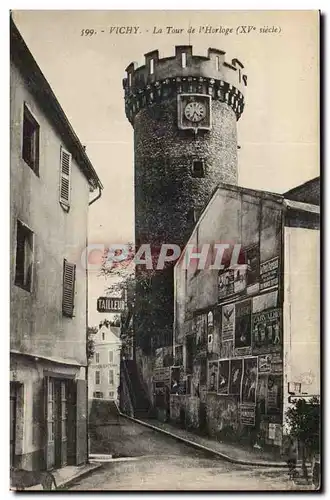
[229,358,243,395]
[246,244,260,288]
[257,374,268,414]
[218,269,234,299]
[260,256,280,291]
[252,308,281,353]
[241,357,258,405]
[218,360,230,394]
[234,299,252,350]
[258,354,272,373]
[267,374,282,414]
[240,405,256,426]
[222,304,235,342]
[233,266,247,294]
[207,361,219,393]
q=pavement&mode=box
[71,414,314,491]
[23,462,102,490]
[120,412,288,467]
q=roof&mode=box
[10,17,103,190]
[175,181,319,268]
[284,177,320,206]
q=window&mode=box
[109,391,115,399]
[15,220,34,291]
[149,58,154,75]
[216,56,221,71]
[102,332,105,341]
[59,147,72,208]
[181,52,187,68]
[95,371,100,385]
[192,160,205,178]
[22,104,39,174]
[95,353,100,363]
[207,311,214,329]
[93,391,103,399]
[62,259,76,317]
[109,351,114,363]
[109,370,114,385]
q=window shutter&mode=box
[60,147,72,207]
[62,259,76,317]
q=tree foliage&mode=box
[286,397,320,452]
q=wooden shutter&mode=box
[62,259,76,317]
[60,147,72,206]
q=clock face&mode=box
[184,101,206,122]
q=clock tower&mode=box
[123,46,247,360]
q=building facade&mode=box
[10,19,102,471]
[172,182,319,450]
[123,45,247,402]
[88,324,122,401]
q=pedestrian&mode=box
[286,438,298,480]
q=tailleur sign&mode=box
[97,296,125,313]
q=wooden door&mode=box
[10,383,17,467]
[60,380,68,466]
[76,379,87,465]
[45,377,55,470]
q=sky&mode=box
[11,10,319,325]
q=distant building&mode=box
[10,18,102,471]
[172,181,319,449]
[88,324,122,401]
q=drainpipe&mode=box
[86,182,102,463]
[89,185,102,206]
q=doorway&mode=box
[45,377,69,470]
[10,382,19,467]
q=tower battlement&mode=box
[123,46,247,124]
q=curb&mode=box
[119,411,288,469]
[57,463,103,490]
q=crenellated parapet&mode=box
[123,46,247,124]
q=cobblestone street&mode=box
[71,418,293,491]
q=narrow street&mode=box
[70,417,292,491]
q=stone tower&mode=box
[123,46,247,354]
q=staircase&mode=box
[121,359,153,419]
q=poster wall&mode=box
[234,299,252,353]
[260,256,279,291]
[252,308,281,353]
[218,269,234,299]
[222,304,235,342]
[207,361,219,392]
[218,360,230,394]
[241,357,258,405]
[229,358,243,395]
[240,405,256,426]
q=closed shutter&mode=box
[60,147,72,207]
[76,379,87,465]
[62,259,76,317]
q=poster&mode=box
[241,357,258,405]
[260,257,280,291]
[257,374,268,414]
[196,314,207,350]
[240,405,256,426]
[267,375,282,414]
[222,304,235,341]
[233,266,247,294]
[252,308,281,353]
[268,423,276,440]
[207,361,219,393]
[229,358,243,395]
[218,269,234,299]
[153,367,171,385]
[258,354,272,373]
[234,299,252,350]
[218,360,230,394]
[246,244,260,288]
